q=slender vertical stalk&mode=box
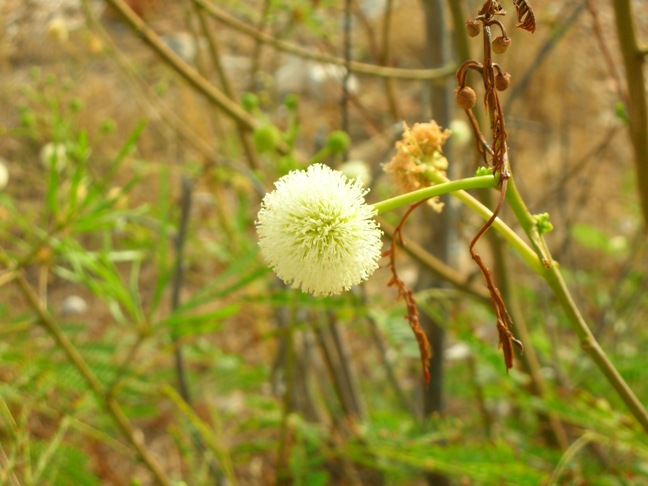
[419,2,452,485]
[312,318,358,417]
[191,0,260,170]
[247,0,272,92]
[612,0,648,227]
[465,330,495,440]
[379,0,400,119]
[366,315,413,413]
[450,0,568,447]
[276,318,296,486]
[171,177,193,403]
[328,318,364,418]
[102,0,260,135]
[447,0,471,63]
[342,0,352,161]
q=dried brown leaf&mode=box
[514,0,536,33]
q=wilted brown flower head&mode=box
[383,121,451,211]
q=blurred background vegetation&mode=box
[1,0,647,484]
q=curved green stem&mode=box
[375,171,648,432]
[372,175,496,214]
[372,174,542,273]
[506,177,648,433]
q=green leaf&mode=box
[157,304,239,337]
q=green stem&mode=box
[372,174,542,273]
[376,171,648,431]
[505,177,648,433]
[372,175,496,214]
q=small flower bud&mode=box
[253,125,279,153]
[466,19,481,38]
[492,36,512,54]
[241,92,259,112]
[283,93,298,111]
[533,213,554,235]
[326,131,350,154]
[495,72,511,91]
[455,86,477,110]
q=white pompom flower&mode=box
[256,163,383,296]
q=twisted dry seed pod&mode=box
[466,19,482,37]
[455,86,477,109]
[495,72,511,91]
[492,36,512,54]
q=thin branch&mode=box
[612,0,648,227]
[447,0,471,63]
[379,0,400,119]
[342,0,352,159]
[14,271,172,486]
[312,317,359,416]
[328,316,364,418]
[102,0,259,132]
[585,0,627,105]
[504,1,585,116]
[365,313,413,413]
[247,0,272,91]
[194,0,455,81]
[376,173,544,273]
[191,0,260,170]
[171,177,193,404]
[80,0,267,194]
[465,329,495,440]
[506,178,648,433]
[276,317,296,485]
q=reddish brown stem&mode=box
[384,201,432,384]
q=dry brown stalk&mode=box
[454,0,535,371]
[383,201,432,384]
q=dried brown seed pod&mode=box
[466,19,481,38]
[495,72,511,91]
[492,36,512,54]
[455,86,477,109]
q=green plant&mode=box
[2,0,647,484]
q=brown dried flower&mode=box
[466,19,481,37]
[495,72,511,91]
[492,36,512,54]
[455,86,477,110]
[383,121,451,211]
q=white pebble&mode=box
[61,295,88,315]
[0,159,8,190]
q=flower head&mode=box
[383,121,451,212]
[256,164,383,296]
